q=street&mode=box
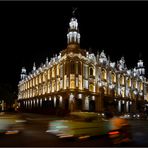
[0,112,148,147]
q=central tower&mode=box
[67,17,80,46]
[61,12,86,56]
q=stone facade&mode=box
[18,16,147,115]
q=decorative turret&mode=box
[99,50,107,64]
[20,67,27,80]
[67,14,80,46]
[117,57,126,71]
[137,59,145,76]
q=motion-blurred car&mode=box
[46,112,110,139]
[0,113,26,135]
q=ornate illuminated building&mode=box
[18,15,148,114]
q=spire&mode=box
[72,7,77,17]
[33,62,36,71]
[46,57,48,65]
[137,59,145,76]
[67,8,80,46]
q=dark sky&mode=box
[0,1,148,92]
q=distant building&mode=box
[18,15,147,114]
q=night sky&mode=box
[0,1,148,92]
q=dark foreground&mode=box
[0,112,148,147]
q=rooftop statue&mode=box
[118,57,125,71]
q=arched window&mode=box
[134,80,137,88]
[43,73,46,82]
[121,88,125,98]
[36,77,38,85]
[52,80,55,92]
[102,69,106,80]
[90,67,93,76]
[140,82,143,90]
[120,75,124,85]
[111,72,116,83]
[39,75,41,83]
[70,80,75,89]
[127,78,131,87]
[89,84,94,92]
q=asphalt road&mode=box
[0,112,148,147]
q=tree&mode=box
[0,83,16,110]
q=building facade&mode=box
[18,16,148,114]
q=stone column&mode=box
[69,93,75,112]
[126,101,129,113]
[84,96,89,111]
[118,100,121,112]
[54,96,56,108]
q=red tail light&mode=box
[108,131,120,135]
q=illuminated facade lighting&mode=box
[18,12,148,114]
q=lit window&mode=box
[39,75,41,83]
[57,79,60,91]
[140,82,143,90]
[43,73,46,82]
[89,84,94,92]
[52,67,55,78]
[48,69,50,80]
[36,77,38,85]
[78,75,82,90]
[76,62,78,74]
[57,64,60,76]
[120,75,124,85]
[102,69,106,80]
[134,80,137,88]
[111,72,116,83]
[70,74,75,89]
[128,78,131,87]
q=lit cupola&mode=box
[61,9,86,56]
[67,17,80,46]
[137,59,145,76]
